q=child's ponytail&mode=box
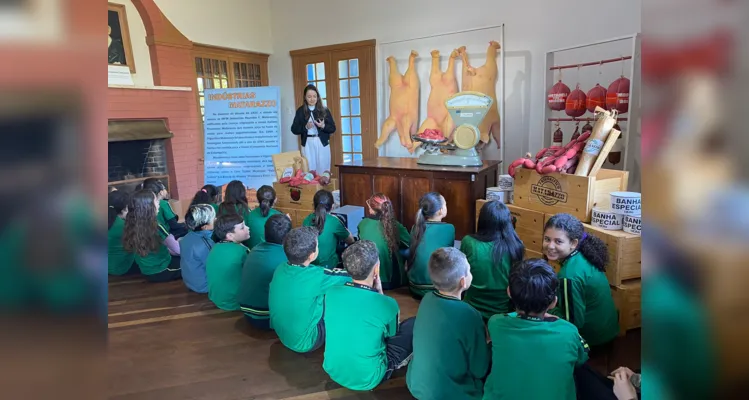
[367,193,398,257]
[256,185,276,217]
[544,213,608,271]
[190,184,219,207]
[312,190,334,235]
[408,192,444,268]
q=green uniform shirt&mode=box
[211,203,220,214]
[269,262,351,352]
[157,199,177,227]
[238,242,287,320]
[247,207,281,249]
[302,213,350,269]
[357,217,410,288]
[407,222,455,297]
[553,251,619,346]
[108,217,134,275]
[134,224,174,275]
[407,292,489,400]
[323,282,400,390]
[484,312,589,400]
[206,241,249,311]
[460,235,514,320]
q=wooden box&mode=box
[513,169,628,222]
[273,179,338,210]
[612,279,641,334]
[276,207,309,228]
[544,213,641,286]
[475,200,545,253]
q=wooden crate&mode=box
[612,279,641,334]
[513,169,628,222]
[276,207,310,228]
[273,179,338,210]
[475,200,544,253]
[544,213,641,286]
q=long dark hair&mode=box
[190,184,219,207]
[256,185,276,217]
[471,200,525,265]
[312,190,334,235]
[302,84,327,122]
[141,178,166,199]
[108,190,130,230]
[123,190,161,257]
[408,192,444,268]
[544,213,608,271]
[366,193,399,257]
[219,180,249,216]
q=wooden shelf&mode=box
[108,174,168,186]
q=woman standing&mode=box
[291,84,336,173]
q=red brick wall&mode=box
[108,88,200,199]
[108,0,203,200]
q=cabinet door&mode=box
[401,176,431,230]
[434,179,472,238]
[340,172,372,209]
[373,174,400,219]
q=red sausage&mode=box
[523,159,536,169]
[541,164,558,174]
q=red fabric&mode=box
[606,76,630,114]
[548,80,570,111]
[586,84,607,113]
[565,87,587,117]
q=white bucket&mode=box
[610,191,641,216]
[332,190,341,206]
[623,215,641,235]
[487,187,513,204]
[498,174,514,191]
[591,207,624,230]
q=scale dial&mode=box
[445,91,493,109]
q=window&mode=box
[306,62,327,107]
[192,44,269,121]
[338,59,362,163]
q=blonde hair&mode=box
[185,204,216,231]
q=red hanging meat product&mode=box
[586,84,607,113]
[571,124,581,141]
[548,80,570,111]
[582,121,593,134]
[565,84,587,118]
[606,76,630,114]
[553,124,563,147]
[607,123,623,165]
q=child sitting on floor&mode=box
[302,190,354,269]
[543,213,619,351]
[108,189,135,276]
[179,204,215,294]
[205,213,250,311]
[141,178,187,239]
[407,247,489,400]
[358,193,410,289]
[239,214,291,330]
[483,258,589,400]
[246,185,282,249]
[268,227,351,353]
[460,200,525,321]
[190,184,221,214]
[323,240,415,391]
[406,192,454,298]
[123,190,182,282]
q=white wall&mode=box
[109,0,154,87]
[154,0,273,54]
[269,0,641,172]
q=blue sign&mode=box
[203,86,281,190]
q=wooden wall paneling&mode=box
[340,172,372,209]
[373,174,400,218]
[401,175,432,230]
[434,176,473,239]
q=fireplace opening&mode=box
[108,139,168,182]
[108,119,173,192]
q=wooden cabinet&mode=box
[337,157,500,238]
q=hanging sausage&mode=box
[607,123,623,165]
[547,70,570,111]
[553,123,564,147]
[566,84,587,117]
[607,76,630,113]
[571,122,581,141]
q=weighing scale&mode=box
[413,91,493,167]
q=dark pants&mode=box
[309,312,327,352]
[574,364,617,400]
[382,317,416,381]
[145,256,182,283]
[244,314,272,331]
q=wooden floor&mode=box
[108,276,640,399]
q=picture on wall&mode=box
[108,2,135,73]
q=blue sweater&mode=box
[179,230,214,293]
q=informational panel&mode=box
[203,87,281,190]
